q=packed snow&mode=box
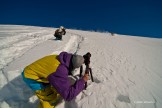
[0,25,162,108]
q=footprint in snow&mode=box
[117,94,131,103]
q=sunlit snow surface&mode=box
[0,25,162,108]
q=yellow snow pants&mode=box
[35,86,60,108]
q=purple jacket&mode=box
[47,52,85,101]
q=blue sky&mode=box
[0,0,162,38]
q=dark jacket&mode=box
[54,28,66,38]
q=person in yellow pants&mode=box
[22,52,89,108]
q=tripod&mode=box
[80,52,94,89]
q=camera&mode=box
[83,52,91,66]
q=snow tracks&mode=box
[0,31,84,108]
[51,32,84,55]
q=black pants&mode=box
[55,35,62,40]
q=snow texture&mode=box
[0,25,162,108]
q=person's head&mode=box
[69,54,84,75]
[60,26,64,30]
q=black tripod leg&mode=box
[79,65,83,77]
[89,68,94,82]
[85,82,87,90]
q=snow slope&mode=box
[0,25,162,108]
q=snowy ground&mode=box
[0,25,162,108]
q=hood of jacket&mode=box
[59,52,72,68]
